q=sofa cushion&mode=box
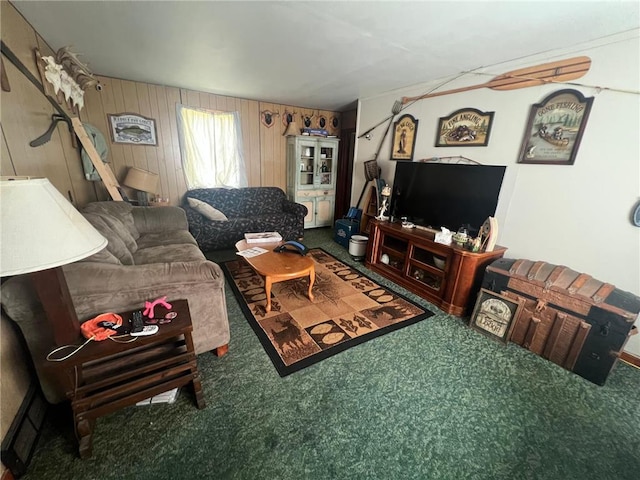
[83,201,140,239]
[80,247,122,265]
[187,197,229,221]
[133,243,205,264]
[82,213,134,265]
[132,206,189,234]
[96,214,138,253]
[136,231,198,249]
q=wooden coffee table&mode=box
[235,240,315,312]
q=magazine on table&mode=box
[236,247,268,258]
[244,232,282,244]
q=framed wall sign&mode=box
[108,113,157,146]
[517,89,594,165]
[390,114,418,161]
[435,108,494,147]
[470,289,523,344]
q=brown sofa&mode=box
[1,201,229,404]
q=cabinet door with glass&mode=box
[288,137,339,190]
[287,136,339,228]
[316,140,338,189]
[295,138,318,189]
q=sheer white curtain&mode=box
[176,105,247,189]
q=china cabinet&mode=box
[286,136,339,228]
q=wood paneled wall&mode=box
[1,1,96,206]
[1,1,341,207]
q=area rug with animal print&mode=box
[221,248,434,376]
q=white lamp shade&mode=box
[1,178,108,276]
[123,167,159,193]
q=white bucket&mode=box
[349,235,368,261]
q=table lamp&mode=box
[122,167,158,206]
[376,184,392,221]
[0,177,107,345]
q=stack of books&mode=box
[301,128,329,137]
[136,387,180,406]
[244,231,282,244]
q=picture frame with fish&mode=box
[108,113,158,146]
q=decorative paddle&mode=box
[401,56,592,104]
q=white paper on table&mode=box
[236,247,269,258]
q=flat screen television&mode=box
[390,161,506,234]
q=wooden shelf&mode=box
[365,220,508,316]
[48,300,204,458]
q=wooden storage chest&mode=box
[481,258,639,385]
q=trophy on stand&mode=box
[376,184,392,221]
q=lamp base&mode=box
[30,267,80,345]
[136,191,150,206]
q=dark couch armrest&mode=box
[282,198,307,218]
[132,206,189,234]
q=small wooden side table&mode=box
[46,299,204,459]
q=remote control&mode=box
[130,325,159,337]
[130,310,144,333]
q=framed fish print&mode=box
[517,89,594,165]
[435,108,494,147]
[108,113,158,146]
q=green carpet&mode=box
[21,228,640,480]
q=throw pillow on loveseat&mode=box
[182,187,307,251]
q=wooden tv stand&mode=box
[365,220,507,316]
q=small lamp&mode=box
[283,120,300,136]
[376,184,392,221]
[0,177,108,345]
[123,167,158,206]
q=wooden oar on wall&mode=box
[401,56,592,104]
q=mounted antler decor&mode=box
[302,112,315,128]
[35,46,97,113]
[261,110,279,127]
[282,109,297,126]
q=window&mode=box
[176,105,247,189]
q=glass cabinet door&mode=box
[408,246,447,293]
[317,143,336,187]
[298,141,316,188]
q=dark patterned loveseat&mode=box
[182,187,307,251]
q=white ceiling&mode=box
[12,1,640,111]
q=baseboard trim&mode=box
[621,351,640,368]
